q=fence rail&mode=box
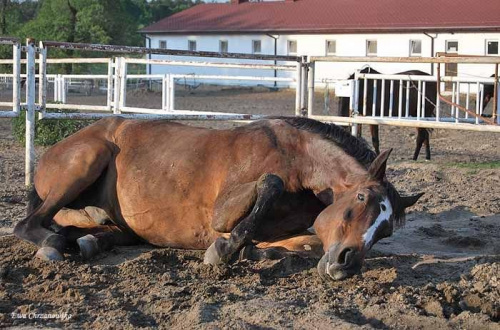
[0,37,21,118]
[2,38,500,187]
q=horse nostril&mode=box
[337,247,355,265]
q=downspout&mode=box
[144,35,152,75]
[266,34,279,88]
[423,32,437,75]
[144,35,152,90]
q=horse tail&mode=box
[27,186,43,216]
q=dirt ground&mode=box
[0,87,499,329]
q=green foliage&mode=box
[0,0,202,61]
[11,108,93,146]
[446,161,500,170]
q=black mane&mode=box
[277,116,406,227]
[279,116,377,167]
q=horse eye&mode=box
[381,204,387,211]
[357,193,365,201]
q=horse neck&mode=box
[299,137,368,194]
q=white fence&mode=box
[0,37,21,117]
[2,38,500,186]
[308,56,500,133]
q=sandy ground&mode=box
[0,86,499,329]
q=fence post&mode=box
[300,57,307,116]
[113,57,121,114]
[38,41,47,113]
[12,43,21,114]
[61,76,67,104]
[54,75,58,102]
[119,57,127,110]
[497,81,500,124]
[162,74,168,112]
[169,75,175,111]
[350,78,359,136]
[25,39,36,187]
[307,59,315,117]
[295,62,302,116]
[107,58,113,111]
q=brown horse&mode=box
[14,117,423,281]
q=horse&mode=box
[339,68,437,161]
[482,75,497,114]
[14,116,423,281]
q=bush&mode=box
[11,108,94,146]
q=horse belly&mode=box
[112,132,222,249]
[120,205,218,249]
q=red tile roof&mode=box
[141,0,500,34]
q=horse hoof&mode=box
[77,234,100,260]
[203,241,223,265]
[35,247,64,261]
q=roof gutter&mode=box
[141,26,500,35]
[144,35,152,76]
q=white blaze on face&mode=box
[362,197,393,248]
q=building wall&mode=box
[145,32,500,87]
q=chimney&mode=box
[230,0,246,4]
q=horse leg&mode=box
[13,140,112,261]
[240,232,324,261]
[57,224,139,260]
[370,125,380,154]
[204,173,284,265]
[413,128,427,161]
[423,129,431,160]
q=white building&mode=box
[141,0,500,86]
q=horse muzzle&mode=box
[317,243,363,281]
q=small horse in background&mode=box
[14,117,423,281]
[482,75,498,115]
[339,68,437,161]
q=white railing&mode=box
[308,56,500,133]
[36,56,301,118]
[8,39,500,187]
[0,37,21,117]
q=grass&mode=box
[445,161,500,170]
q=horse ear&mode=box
[316,188,334,206]
[400,192,424,209]
[368,148,393,181]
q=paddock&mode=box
[0,38,499,328]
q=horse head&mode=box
[313,149,423,280]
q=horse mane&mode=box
[279,116,376,167]
[276,116,406,228]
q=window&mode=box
[486,40,499,55]
[219,40,228,53]
[159,40,167,49]
[252,40,261,54]
[188,40,197,51]
[446,40,458,53]
[325,40,336,55]
[366,40,377,56]
[287,40,297,55]
[409,40,422,56]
